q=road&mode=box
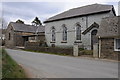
[6,49,118,78]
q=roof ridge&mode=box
[68,3,112,11]
[44,3,113,23]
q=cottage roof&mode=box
[97,16,120,38]
[9,22,45,33]
[44,4,115,23]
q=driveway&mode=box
[5,49,118,78]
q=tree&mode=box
[16,19,24,24]
[32,17,42,26]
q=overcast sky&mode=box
[1,0,119,26]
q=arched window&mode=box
[62,24,67,41]
[51,26,55,41]
[76,23,81,40]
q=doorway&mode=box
[91,30,98,50]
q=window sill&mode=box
[50,41,56,43]
[74,40,82,43]
[114,49,120,51]
[61,41,67,43]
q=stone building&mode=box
[5,22,45,48]
[44,4,116,50]
[97,16,120,60]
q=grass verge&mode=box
[1,48,27,78]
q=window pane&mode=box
[76,26,81,40]
[63,26,67,41]
[52,28,55,41]
[116,39,120,49]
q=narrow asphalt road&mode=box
[6,49,118,78]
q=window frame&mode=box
[51,26,56,42]
[114,38,120,51]
[75,24,81,41]
[62,25,67,41]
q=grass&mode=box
[1,48,27,78]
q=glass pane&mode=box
[116,39,120,49]
[76,26,81,40]
[52,30,55,41]
[63,27,67,41]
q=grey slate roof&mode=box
[97,16,120,38]
[36,26,45,33]
[44,4,114,23]
[9,22,45,33]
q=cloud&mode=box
[2,0,119,2]
[2,1,119,26]
[2,2,66,24]
[3,3,38,18]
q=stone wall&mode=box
[100,38,119,60]
[14,32,25,46]
[5,25,15,48]
[24,46,73,56]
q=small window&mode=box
[8,33,11,40]
[114,39,120,51]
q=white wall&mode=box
[45,12,114,49]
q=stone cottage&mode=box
[5,22,45,48]
[97,16,120,60]
[44,4,116,50]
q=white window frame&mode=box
[114,38,120,51]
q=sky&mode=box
[1,0,120,27]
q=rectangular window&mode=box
[114,39,120,51]
[8,33,11,40]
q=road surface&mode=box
[6,49,118,78]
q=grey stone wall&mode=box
[5,25,15,48]
[100,38,119,60]
[14,32,25,46]
[36,32,45,42]
[24,46,73,56]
